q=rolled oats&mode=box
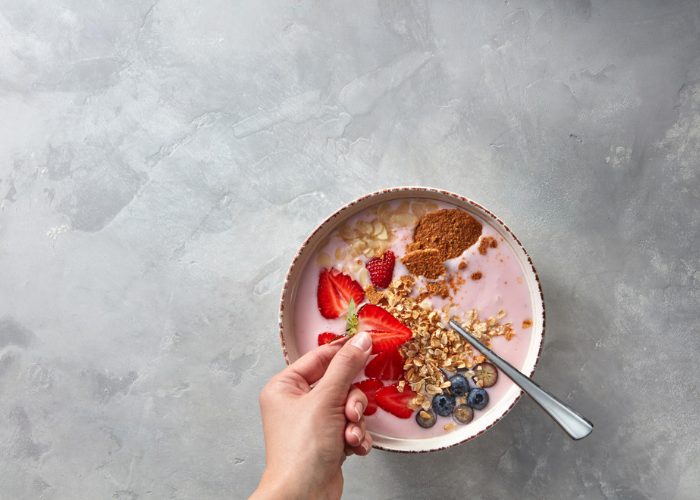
[364,276,515,409]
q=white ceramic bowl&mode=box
[279,187,545,453]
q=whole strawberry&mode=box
[365,250,395,288]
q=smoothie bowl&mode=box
[279,187,544,453]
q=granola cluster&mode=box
[364,275,514,412]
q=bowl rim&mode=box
[278,186,546,453]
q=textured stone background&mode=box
[1,1,699,499]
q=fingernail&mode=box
[362,441,371,454]
[351,426,363,444]
[349,332,372,352]
[354,401,364,421]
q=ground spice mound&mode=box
[471,271,482,280]
[412,209,482,261]
[401,248,445,279]
[478,236,498,255]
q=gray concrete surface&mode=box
[1,1,699,499]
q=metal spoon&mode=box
[448,320,593,440]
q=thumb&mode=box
[315,332,372,404]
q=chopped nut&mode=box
[361,275,515,410]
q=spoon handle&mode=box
[448,320,593,440]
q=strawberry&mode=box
[357,304,412,353]
[317,332,342,346]
[353,378,384,416]
[317,268,365,319]
[365,250,395,288]
[375,384,416,419]
[365,349,405,380]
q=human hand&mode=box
[250,332,374,500]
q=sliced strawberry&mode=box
[353,378,384,416]
[365,349,405,380]
[317,332,342,346]
[375,384,416,419]
[357,304,412,353]
[317,268,364,319]
[366,250,395,288]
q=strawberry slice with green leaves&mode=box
[317,268,364,319]
[353,378,384,416]
[356,304,412,353]
[375,384,416,419]
[365,349,405,380]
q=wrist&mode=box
[251,468,307,500]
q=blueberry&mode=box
[432,393,456,417]
[453,404,474,424]
[448,374,469,397]
[472,362,498,388]
[467,388,489,410]
[416,408,437,428]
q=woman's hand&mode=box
[251,332,374,500]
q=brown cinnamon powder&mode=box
[471,271,483,280]
[478,236,498,255]
[412,209,482,261]
[401,248,445,279]
[458,260,468,270]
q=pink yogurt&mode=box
[293,200,533,439]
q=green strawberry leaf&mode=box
[345,298,358,336]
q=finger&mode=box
[344,420,366,448]
[350,434,373,457]
[316,332,372,403]
[281,343,343,385]
[345,387,368,423]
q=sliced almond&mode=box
[389,212,418,227]
[395,200,411,215]
[339,224,355,241]
[371,220,384,236]
[358,268,370,287]
[351,240,367,254]
[317,252,332,267]
[411,201,430,217]
[357,220,372,236]
[377,203,392,220]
